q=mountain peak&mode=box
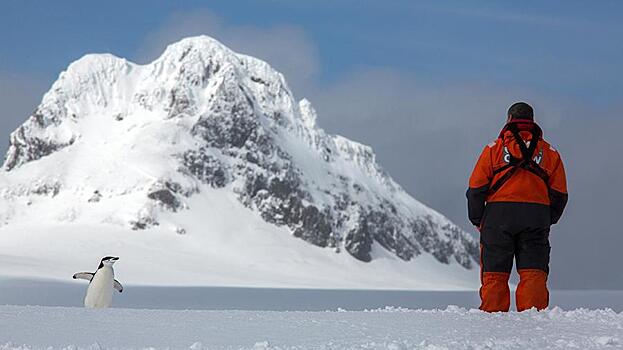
[161,35,232,57]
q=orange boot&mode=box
[480,272,511,312]
[516,269,549,311]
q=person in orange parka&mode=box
[467,102,568,312]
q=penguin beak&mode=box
[111,257,119,262]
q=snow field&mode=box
[0,188,477,289]
[0,305,621,349]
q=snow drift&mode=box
[1,305,621,349]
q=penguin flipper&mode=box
[73,272,94,281]
[113,279,123,293]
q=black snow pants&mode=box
[480,202,551,274]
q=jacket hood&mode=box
[499,120,543,159]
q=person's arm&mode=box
[466,144,494,227]
[548,154,568,225]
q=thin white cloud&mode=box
[308,67,568,134]
[135,9,319,95]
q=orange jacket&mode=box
[467,121,568,226]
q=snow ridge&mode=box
[0,36,477,271]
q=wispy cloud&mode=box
[135,9,319,95]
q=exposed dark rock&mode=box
[192,111,257,149]
[191,83,257,148]
[167,88,194,118]
[182,149,228,188]
[179,47,192,62]
[447,223,479,269]
[250,76,269,86]
[30,182,61,197]
[164,181,183,194]
[292,205,333,248]
[352,183,364,193]
[88,190,102,203]
[148,188,182,212]
[344,218,375,262]
[33,111,46,127]
[130,216,159,230]
[268,175,298,200]
[202,61,220,84]
[370,217,418,261]
[344,209,419,262]
[243,172,267,199]
[4,126,76,171]
[408,216,477,268]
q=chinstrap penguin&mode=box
[73,256,123,308]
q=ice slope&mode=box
[0,305,621,349]
[0,35,478,288]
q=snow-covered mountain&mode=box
[0,36,478,289]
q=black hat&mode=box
[508,102,534,120]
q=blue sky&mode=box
[3,1,622,104]
[1,1,622,289]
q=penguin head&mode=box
[99,256,119,269]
